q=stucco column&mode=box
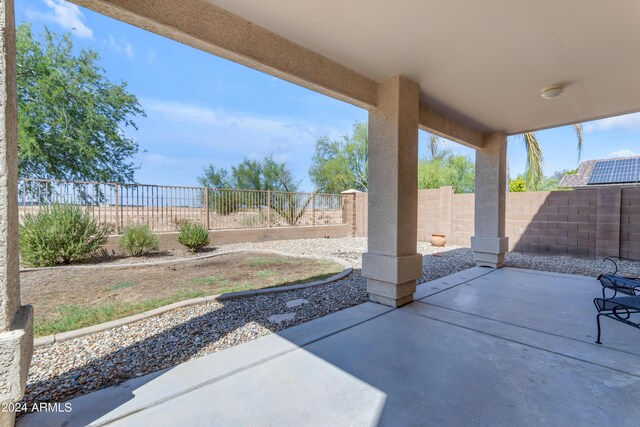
[471,132,508,268]
[362,75,422,307]
[0,1,33,425]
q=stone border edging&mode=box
[33,250,353,348]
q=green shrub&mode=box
[19,204,110,267]
[177,222,209,253]
[509,176,526,192]
[119,224,159,256]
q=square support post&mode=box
[471,132,508,268]
[362,75,422,307]
[0,1,33,425]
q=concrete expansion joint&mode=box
[408,300,640,378]
[415,268,497,300]
[61,303,395,427]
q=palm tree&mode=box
[426,123,584,191]
[427,134,443,159]
[519,124,583,191]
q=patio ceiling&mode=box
[210,0,640,135]
[73,1,640,137]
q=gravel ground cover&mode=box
[21,237,640,410]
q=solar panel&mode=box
[588,158,640,185]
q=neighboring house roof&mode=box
[559,160,596,187]
[559,156,640,188]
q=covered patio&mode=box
[3,1,640,425]
[19,267,640,426]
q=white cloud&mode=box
[147,48,156,62]
[27,0,93,39]
[141,99,349,163]
[143,99,332,137]
[145,154,178,167]
[246,152,263,161]
[606,149,639,159]
[272,153,291,163]
[106,35,134,59]
[247,151,290,163]
[584,112,640,132]
[145,100,219,125]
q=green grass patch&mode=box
[107,281,137,292]
[213,281,254,294]
[34,289,204,337]
[191,275,228,286]
[275,271,340,287]
[254,270,277,279]
[32,256,345,337]
[298,272,340,283]
[245,256,295,267]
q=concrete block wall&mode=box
[350,186,640,260]
[450,193,474,246]
[416,188,442,241]
[342,193,357,237]
[355,189,450,241]
[595,188,622,258]
[508,189,597,257]
[354,192,368,237]
[355,187,458,243]
[620,187,640,260]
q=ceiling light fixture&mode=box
[541,84,564,99]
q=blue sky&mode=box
[16,0,640,190]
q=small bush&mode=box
[239,210,277,228]
[19,204,110,267]
[119,224,159,256]
[177,222,209,253]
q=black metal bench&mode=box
[597,274,640,298]
[594,296,640,344]
[594,257,640,344]
[597,257,640,298]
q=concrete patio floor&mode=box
[20,267,640,426]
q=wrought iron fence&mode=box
[17,178,347,233]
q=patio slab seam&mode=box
[87,305,395,427]
[414,300,604,348]
[499,266,596,281]
[417,299,640,360]
[404,302,640,378]
[416,267,497,300]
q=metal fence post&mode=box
[114,183,120,234]
[267,190,271,227]
[204,187,210,230]
[18,178,346,233]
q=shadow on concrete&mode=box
[18,246,476,425]
[20,262,640,426]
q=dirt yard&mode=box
[21,252,344,336]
